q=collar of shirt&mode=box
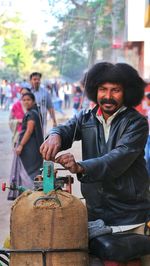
[96,106,127,142]
[31,84,45,92]
[31,87,39,93]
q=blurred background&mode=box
[0,0,150,83]
[0,0,150,246]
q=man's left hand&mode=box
[55,153,85,174]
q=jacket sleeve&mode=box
[77,116,149,183]
[47,110,84,150]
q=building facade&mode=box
[125,0,150,79]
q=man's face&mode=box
[97,82,124,119]
[30,75,41,90]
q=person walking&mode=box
[72,86,83,116]
[0,80,6,109]
[40,62,150,265]
[30,72,57,136]
[8,92,43,200]
[3,80,12,110]
[145,93,150,177]
[64,82,72,109]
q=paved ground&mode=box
[0,110,12,246]
[0,109,82,246]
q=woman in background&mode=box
[9,87,30,146]
[8,92,43,200]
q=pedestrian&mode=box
[0,80,6,109]
[72,86,83,116]
[30,72,57,136]
[0,85,2,109]
[80,74,90,111]
[64,82,72,109]
[145,93,150,177]
[58,83,65,112]
[51,82,65,115]
[40,62,150,265]
[2,80,12,110]
[9,87,31,146]
[8,92,43,200]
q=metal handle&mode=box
[33,195,61,207]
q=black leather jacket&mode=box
[50,106,150,226]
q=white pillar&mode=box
[144,41,150,80]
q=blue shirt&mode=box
[31,85,53,127]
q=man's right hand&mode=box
[40,134,61,161]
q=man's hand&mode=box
[40,134,61,161]
[55,153,85,174]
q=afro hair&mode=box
[83,62,147,107]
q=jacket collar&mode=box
[91,104,127,119]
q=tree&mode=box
[47,0,125,80]
[3,29,33,77]
[0,13,34,79]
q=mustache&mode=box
[99,98,117,106]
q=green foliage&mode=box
[3,30,33,73]
[47,0,119,80]
[0,1,125,81]
[33,50,44,60]
[0,13,33,79]
[47,0,125,80]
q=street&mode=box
[0,109,82,246]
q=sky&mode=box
[0,0,58,38]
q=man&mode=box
[30,72,57,135]
[40,62,150,265]
[64,82,72,109]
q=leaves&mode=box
[46,0,125,80]
[0,13,33,79]
[3,30,33,74]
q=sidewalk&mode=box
[0,110,13,246]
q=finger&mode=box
[41,146,50,159]
[60,156,75,169]
[55,153,72,162]
[40,143,45,153]
[44,145,60,161]
[40,140,49,153]
[55,154,70,164]
[45,148,55,161]
[63,162,73,169]
[55,155,65,164]
[63,158,75,168]
[62,163,76,173]
[50,146,60,161]
[55,156,61,163]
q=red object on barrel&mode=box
[1,182,6,191]
[104,259,141,266]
